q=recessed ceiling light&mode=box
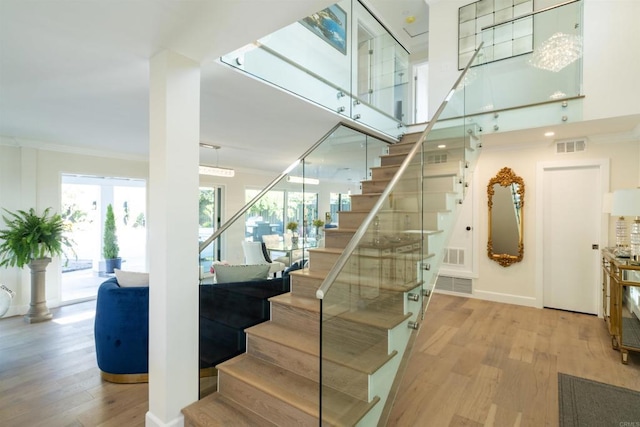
[544,131,555,137]
[438,144,446,149]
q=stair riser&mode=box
[247,334,370,401]
[354,251,422,288]
[371,166,399,181]
[388,142,416,156]
[339,211,422,230]
[361,180,390,194]
[424,192,457,210]
[423,175,460,193]
[307,251,340,273]
[247,334,318,381]
[289,274,323,299]
[380,154,408,167]
[217,372,317,426]
[350,194,391,211]
[324,231,355,249]
[270,301,320,337]
[322,318,388,355]
[423,211,448,231]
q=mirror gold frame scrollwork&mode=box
[487,167,525,267]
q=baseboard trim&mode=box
[145,411,184,427]
[473,290,538,307]
[433,289,538,308]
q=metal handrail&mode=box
[199,122,342,253]
[315,43,484,300]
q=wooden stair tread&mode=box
[247,321,319,353]
[308,247,344,255]
[288,268,326,280]
[218,354,377,426]
[269,292,320,312]
[247,322,396,375]
[332,308,412,330]
[324,227,358,233]
[183,393,275,427]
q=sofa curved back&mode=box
[94,277,149,375]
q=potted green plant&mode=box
[103,204,121,274]
[286,221,299,245]
[312,219,325,238]
[0,207,74,323]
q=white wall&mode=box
[0,142,148,317]
[0,142,305,317]
[427,0,640,121]
[474,132,640,306]
[581,0,640,121]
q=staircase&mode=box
[183,129,478,426]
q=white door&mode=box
[540,161,606,314]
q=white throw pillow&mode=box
[214,264,270,284]
[114,269,150,287]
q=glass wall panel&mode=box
[220,0,409,139]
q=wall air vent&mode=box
[443,247,465,265]
[427,154,448,164]
[556,138,587,154]
[435,275,472,294]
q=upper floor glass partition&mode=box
[442,0,583,134]
[220,0,409,140]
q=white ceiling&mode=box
[0,0,430,176]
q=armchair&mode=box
[241,240,285,276]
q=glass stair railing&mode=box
[314,44,484,426]
[188,43,484,425]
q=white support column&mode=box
[146,50,200,427]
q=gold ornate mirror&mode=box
[488,167,525,267]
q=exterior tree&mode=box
[103,204,119,260]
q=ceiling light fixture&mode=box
[530,32,583,72]
[544,131,555,137]
[199,165,235,177]
[199,145,235,177]
[287,176,319,185]
[438,144,446,149]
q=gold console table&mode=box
[602,249,640,364]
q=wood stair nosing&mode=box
[217,354,376,427]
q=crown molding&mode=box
[0,135,147,162]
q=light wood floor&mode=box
[1,293,638,426]
[388,294,640,426]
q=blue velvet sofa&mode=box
[94,273,292,383]
[94,277,149,383]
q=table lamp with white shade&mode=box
[612,188,640,261]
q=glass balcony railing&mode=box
[220,0,409,139]
[444,0,584,132]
